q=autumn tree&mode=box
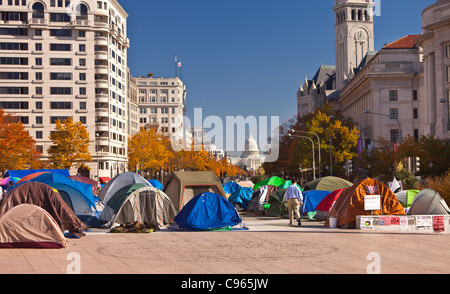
[128,127,173,177]
[0,109,42,173]
[48,117,92,170]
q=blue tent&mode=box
[223,182,241,195]
[148,179,164,190]
[4,169,70,179]
[302,190,331,220]
[13,172,100,227]
[228,186,253,210]
[173,193,245,231]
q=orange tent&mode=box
[326,178,405,228]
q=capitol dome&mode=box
[242,133,260,157]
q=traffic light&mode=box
[348,160,354,175]
[299,164,302,171]
[415,157,420,173]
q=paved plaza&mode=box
[0,214,449,276]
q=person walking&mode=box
[286,178,303,227]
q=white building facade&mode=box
[0,0,130,179]
[134,76,186,142]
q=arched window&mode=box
[76,4,88,20]
[358,10,363,21]
[32,2,44,19]
[351,10,356,21]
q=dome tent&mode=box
[98,172,152,205]
[326,178,405,229]
[407,189,450,215]
[0,182,86,237]
[99,184,177,229]
[0,204,67,249]
[170,192,247,231]
[304,176,353,192]
[13,172,100,227]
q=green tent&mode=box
[253,177,303,191]
[304,176,353,192]
[395,190,420,208]
[253,176,286,190]
[266,189,287,217]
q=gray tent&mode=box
[97,172,151,205]
[408,189,450,215]
[100,184,177,229]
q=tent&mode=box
[4,169,70,179]
[170,192,247,231]
[227,186,253,211]
[395,190,420,208]
[0,204,67,249]
[163,171,226,212]
[99,184,177,229]
[98,172,151,205]
[236,181,254,188]
[13,172,100,227]
[69,175,101,196]
[304,176,353,192]
[223,181,241,196]
[248,185,281,214]
[148,179,164,190]
[0,182,86,237]
[407,189,450,215]
[326,178,405,228]
[0,176,20,187]
[314,189,344,221]
[302,190,331,220]
[266,189,288,217]
[253,176,287,191]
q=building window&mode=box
[413,108,418,119]
[414,129,419,141]
[389,90,398,101]
[390,129,399,143]
[412,90,418,101]
[389,108,398,119]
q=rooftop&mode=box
[382,35,421,50]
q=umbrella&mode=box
[0,177,20,187]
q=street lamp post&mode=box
[291,128,321,178]
[288,134,316,180]
[364,110,402,143]
[312,126,333,176]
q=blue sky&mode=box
[120,0,434,126]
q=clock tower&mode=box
[334,0,375,90]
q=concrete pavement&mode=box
[1,214,449,275]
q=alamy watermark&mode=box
[66,252,81,274]
[171,108,280,163]
[366,252,381,274]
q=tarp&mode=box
[314,189,344,221]
[100,184,177,229]
[326,178,405,228]
[395,190,420,208]
[13,172,99,227]
[163,171,226,212]
[408,189,450,215]
[4,169,70,179]
[171,192,245,231]
[0,204,67,249]
[69,175,101,196]
[227,186,253,211]
[98,172,151,204]
[148,179,164,190]
[0,182,86,236]
[302,190,331,220]
[304,176,353,192]
[223,182,241,195]
[253,176,286,191]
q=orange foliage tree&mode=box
[0,109,42,173]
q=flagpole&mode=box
[175,51,177,78]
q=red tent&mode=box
[314,189,344,221]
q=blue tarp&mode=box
[228,186,253,210]
[4,169,70,179]
[148,179,164,190]
[174,192,243,230]
[223,182,241,195]
[12,172,100,227]
[302,190,331,215]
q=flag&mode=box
[177,62,182,67]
